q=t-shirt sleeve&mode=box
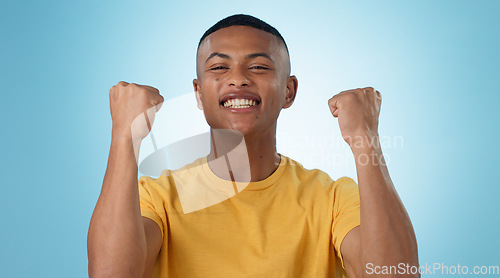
[138,176,165,238]
[331,176,361,269]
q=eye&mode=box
[209,66,229,71]
[250,65,269,70]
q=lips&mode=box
[223,98,258,108]
[219,92,261,110]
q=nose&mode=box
[228,66,250,87]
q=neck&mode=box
[207,127,281,182]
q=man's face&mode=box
[193,26,297,136]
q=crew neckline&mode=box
[201,154,288,191]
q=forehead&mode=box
[197,26,284,60]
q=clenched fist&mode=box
[109,81,164,141]
[328,87,381,147]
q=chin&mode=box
[226,124,254,136]
[207,116,265,137]
[209,122,254,137]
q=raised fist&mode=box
[328,87,381,147]
[109,81,164,141]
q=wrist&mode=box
[111,128,143,164]
[111,127,142,145]
[347,132,380,151]
[112,126,132,140]
[347,134,387,167]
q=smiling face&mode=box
[193,25,298,136]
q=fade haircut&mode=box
[197,14,288,53]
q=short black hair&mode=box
[198,14,288,52]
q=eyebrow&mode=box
[205,52,230,64]
[204,52,274,64]
[246,52,274,62]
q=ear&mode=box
[282,75,298,109]
[193,79,203,110]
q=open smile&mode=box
[222,98,259,108]
[219,93,261,112]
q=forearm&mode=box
[87,132,147,277]
[352,136,418,276]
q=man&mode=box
[88,14,419,277]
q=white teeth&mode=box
[223,99,258,108]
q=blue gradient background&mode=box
[1,0,499,277]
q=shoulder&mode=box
[281,156,335,195]
[281,155,359,195]
[283,155,350,184]
[139,156,205,191]
[333,176,358,188]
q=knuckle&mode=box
[345,92,357,100]
[148,85,159,92]
[348,89,362,97]
[151,88,160,95]
[109,88,118,99]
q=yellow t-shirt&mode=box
[139,154,360,277]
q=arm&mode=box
[87,82,164,278]
[329,87,419,278]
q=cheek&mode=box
[266,80,287,104]
[200,79,221,101]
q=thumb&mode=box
[331,108,339,118]
[328,96,340,118]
